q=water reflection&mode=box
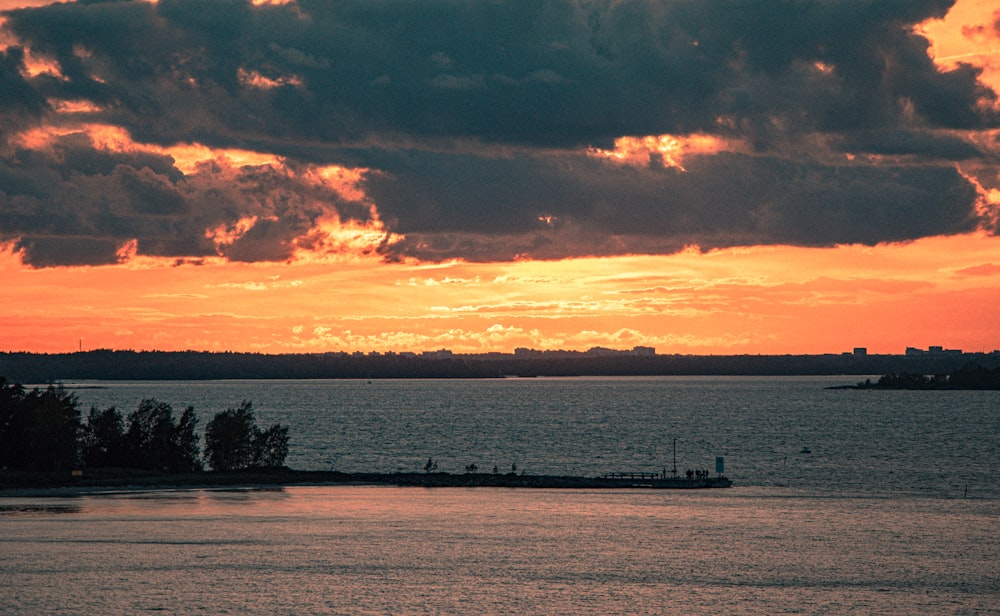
[1,486,997,614]
[0,502,82,516]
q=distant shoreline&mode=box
[825,364,1000,390]
[826,383,1000,390]
[3,349,999,382]
[0,468,731,497]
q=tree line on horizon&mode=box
[3,349,998,382]
[0,377,289,473]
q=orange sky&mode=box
[3,232,999,355]
[1,0,999,356]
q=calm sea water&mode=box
[2,377,998,614]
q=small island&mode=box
[829,362,1000,390]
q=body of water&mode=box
[2,377,998,613]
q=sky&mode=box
[1,0,999,356]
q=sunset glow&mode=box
[587,133,738,170]
[2,0,999,356]
[3,232,998,355]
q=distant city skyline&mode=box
[13,343,1000,359]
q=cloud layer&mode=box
[1,0,998,266]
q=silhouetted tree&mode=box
[877,372,929,389]
[81,406,127,468]
[124,399,201,472]
[204,401,257,471]
[34,386,82,471]
[204,401,288,471]
[125,399,172,469]
[171,406,202,472]
[0,378,26,469]
[0,380,81,471]
[254,424,290,469]
[949,362,1000,388]
[0,377,299,474]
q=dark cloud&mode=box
[0,132,366,267]
[833,130,986,160]
[365,148,981,261]
[14,236,123,267]
[0,46,49,137]
[0,0,997,266]
[6,0,995,148]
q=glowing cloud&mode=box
[588,134,739,170]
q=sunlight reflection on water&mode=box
[1,486,997,614]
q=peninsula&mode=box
[0,468,732,497]
[829,363,1000,390]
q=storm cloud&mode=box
[365,148,982,261]
[0,131,367,266]
[0,0,997,266]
